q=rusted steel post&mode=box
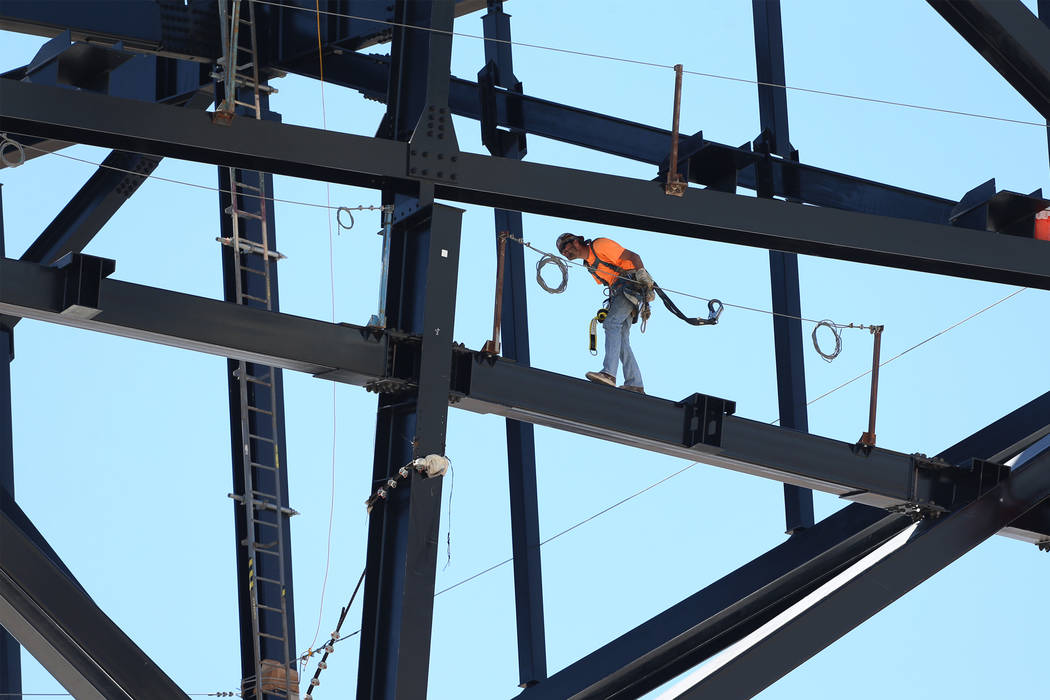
[859,325,884,447]
[665,64,687,197]
[483,231,509,354]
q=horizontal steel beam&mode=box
[290,51,958,224]
[517,503,909,700]
[671,443,1050,699]
[0,256,990,516]
[3,79,1050,288]
[0,497,188,699]
[0,256,389,383]
[929,0,1050,119]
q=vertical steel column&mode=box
[1042,1,1050,167]
[479,0,546,687]
[357,2,461,699]
[752,0,814,533]
[0,183,21,700]
[215,88,297,696]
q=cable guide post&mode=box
[858,324,885,448]
[664,63,687,197]
[482,230,509,355]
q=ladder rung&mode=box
[249,434,276,444]
[240,266,267,277]
[248,405,274,415]
[235,182,262,193]
[249,462,278,473]
[240,292,269,303]
[255,575,283,585]
[257,603,283,614]
[258,632,288,642]
[229,207,263,220]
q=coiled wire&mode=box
[811,319,843,362]
[536,253,569,294]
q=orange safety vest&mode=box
[1036,208,1050,241]
[583,238,637,286]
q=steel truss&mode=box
[1,1,1049,699]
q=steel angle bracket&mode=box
[51,253,115,320]
[680,392,736,449]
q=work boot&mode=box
[619,385,645,394]
[585,370,616,386]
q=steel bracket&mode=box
[408,104,460,183]
[52,252,115,320]
[680,392,736,449]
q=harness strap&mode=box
[653,285,723,326]
[586,242,631,286]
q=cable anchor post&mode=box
[482,230,509,355]
[857,324,885,448]
[664,64,687,197]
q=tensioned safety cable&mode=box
[14,140,861,335]
[512,233,875,332]
[313,459,707,655]
[15,142,375,212]
[252,0,1050,131]
[769,286,1027,423]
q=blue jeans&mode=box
[601,286,643,388]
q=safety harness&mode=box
[583,242,722,354]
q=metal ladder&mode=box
[216,2,295,698]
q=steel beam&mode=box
[928,0,1050,120]
[937,390,1050,544]
[479,0,546,687]
[669,444,1050,699]
[753,0,814,534]
[0,184,18,700]
[0,498,189,700]
[357,2,460,697]
[0,0,219,63]
[358,203,464,700]
[4,78,1050,289]
[294,51,960,223]
[516,503,909,700]
[0,255,1016,516]
[0,256,389,382]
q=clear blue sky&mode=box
[2,1,1049,698]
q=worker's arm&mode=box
[623,249,654,291]
[622,249,645,269]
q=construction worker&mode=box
[556,233,654,393]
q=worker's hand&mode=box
[635,267,655,291]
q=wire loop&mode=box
[812,319,843,362]
[336,207,355,230]
[0,134,25,168]
[536,254,569,294]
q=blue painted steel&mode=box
[0,183,20,700]
[753,0,814,533]
[357,2,460,698]
[480,1,547,687]
[215,84,297,695]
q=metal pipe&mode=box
[665,64,686,197]
[483,231,508,354]
[859,325,884,447]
